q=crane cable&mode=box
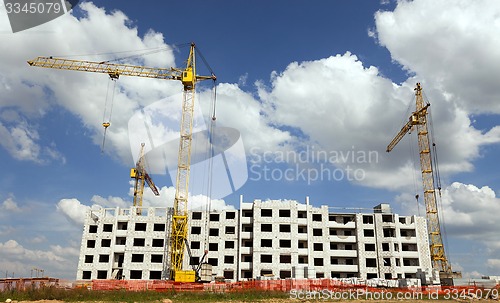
[195,46,216,80]
[193,44,218,253]
[52,44,188,64]
[101,76,117,153]
[203,80,217,252]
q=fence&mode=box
[0,277,59,291]
[90,278,499,298]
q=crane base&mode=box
[174,270,196,283]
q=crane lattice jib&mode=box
[386,83,451,274]
[28,43,216,280]
[28,57,182,80]
[27,55,214,82]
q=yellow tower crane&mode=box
[386,83,452,277]
[28,43,216,281]
[131,143,160,215]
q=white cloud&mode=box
[215,83,292,153]
[396,181,500,274]
[1,196,21,212]
[90,195,129,208]
[396,182,500,244]
[0,120,64,164]
[0,0,496,192]
[140,185,233,211]
[462,270,483,279]
[238,73,248,86]
[254,51,500,190]
[30,235,47,244]
[374,0,500,114]
[487,259,500,271]
[49,244,80,257]
[441,182,500,239]
[0,239,78,278]
[0,2,293,169]
[56,185,233,228]
[0,2,177,165]
[56,198,89,225]
[0,239,64,262]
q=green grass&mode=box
[0,286,288,302]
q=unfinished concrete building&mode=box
[76,197,432,281]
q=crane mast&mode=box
[28,43,216,281]
[131,143,160,215]
[170,45,197,280]
[387,83,451,274]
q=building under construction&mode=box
[76,196,436,283]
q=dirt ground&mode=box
[8,300,500,303]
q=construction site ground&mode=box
[2,280,499,303]
[5,299,500,303]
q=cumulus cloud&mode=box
[254,51,500,190]
[374,0,500,114]
[7,0,496,194]
[0,239,78,278]
[368,0,500,275]
[126,183,232,211]
[487,259,500,272]
[90,195,129,208]
[30,236,47,244]
[142,185,233,211]
[0,120,65,164]
[49,244,80,257]
[0,2,177,164]
[22,1,497,195]
[238,73,249,86]
[0,0,497,192]
[397,182,500,245]
[396,181,500,274]
[1,196,21,212]
[56,198,89,225]
[0,239,64,262]
[441,183,500,239]
[57,185,233,227]
[0,1,293,170]
[215,83,292,153]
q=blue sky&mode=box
[1,0,500,280]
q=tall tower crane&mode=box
[131,143,160,215]
[28,43,216,281]
[386,83,452,275]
